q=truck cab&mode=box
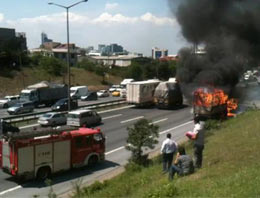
[70,86,88,99]
[20,89,37,104]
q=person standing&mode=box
[161,133,178,173]
[169,146,194,181]
[193,121,205,168]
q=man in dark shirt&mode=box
[169,146,194,181]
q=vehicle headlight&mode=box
[57,106,60,109]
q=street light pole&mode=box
[48,0,88,111]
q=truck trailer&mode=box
[154,81,183,109]
[126,80,160,106]
[192,87,228,120]
[20,81,68,107]
[0,127,105,180]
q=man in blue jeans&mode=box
[169,146,194,180]
[161,133,178,173]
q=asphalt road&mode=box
[0,96,122,118]
[0,104,194,197]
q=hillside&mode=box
[0,67,122,97]
[74,110,260,198]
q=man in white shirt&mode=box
[161,133,178,172]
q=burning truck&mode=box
[193,87,238,120]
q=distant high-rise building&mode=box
[98,43,124,55]
[41,32,53,45]
[98,44,106,52]
[110,43,123,53]
[152,47,168,59]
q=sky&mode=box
[0,0,188,56]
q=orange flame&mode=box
[227,98,238,117]
[193,88,238,117]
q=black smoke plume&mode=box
[169,0,260,89]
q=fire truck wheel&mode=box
[37,167,51,181]
[88,155,98,167]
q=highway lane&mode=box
[0,96,123,118]
[0,105,193,197]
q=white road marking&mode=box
[159,121,193,135]
[150,118,168,125]
[19,123,39,129]
[103,114,122,120]
[0,185,22,196]
[120,116,144,124]
[105,121,193,156]
[98,105,135,114]
[105,146,125,155]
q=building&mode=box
[110,43,123,54]
[87,54,142,67]
[152,47,168,59]
[41,32,53,45]
[0,27,27,51]
[31,42,79,66]
[97,43,124,56]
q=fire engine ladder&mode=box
[2,126,77,141]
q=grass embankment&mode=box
[75,110,260,198]
[0,67,122,97]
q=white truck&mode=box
[126,80,160,106]
[70,86,88,99]
[19,81,68,107]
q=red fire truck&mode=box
[0,127,105,180]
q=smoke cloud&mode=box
[169,0,260,88]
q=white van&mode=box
[70,86,88,99]
[67,109,101,127]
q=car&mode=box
[109,85,121,93]
[38,112,67,127]
[67,109,102,127]
[81,91,98,101]
[7,101,34,115]
[0,95,20,108]
[120,89,127,98]
[97,90,110,97]
[112,90,120,97]
[51,98,78,111]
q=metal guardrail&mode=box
[2,99,126,124]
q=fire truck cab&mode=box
[0,127,105,180]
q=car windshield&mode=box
[42,113,53,118]
[12,103,22,107]
[112,85,120,88]
[56,99,67,105]
[67,114,80,119]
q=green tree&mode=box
[39,56,66,76]
[128,63,143,81]
[158,61,171,80]
[76,58,95,72]
[125,119,159,165]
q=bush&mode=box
[204,119,222,131]
[83,181,108,196]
